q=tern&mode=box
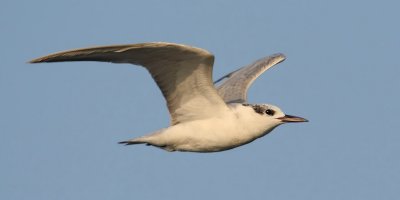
[30,42,307,152]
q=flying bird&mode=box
[30,42,307,152]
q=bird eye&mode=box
[265,109,275,116]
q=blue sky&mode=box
[1,0,399,199]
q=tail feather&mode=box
[118,140,146,145]
[118,135,173,151]
[119,130,163,146]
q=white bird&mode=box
[30,42,307,152]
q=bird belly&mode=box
[159,117,267,152]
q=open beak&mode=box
[278,115,308,123]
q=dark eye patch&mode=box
[265,109,275,116]
[242,104,273,116]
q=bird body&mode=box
[132,103,282,152]
[30,42,307,153]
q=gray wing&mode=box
[215,53,286,103]
[30,42,229,125]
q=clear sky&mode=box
[1,0,399,199]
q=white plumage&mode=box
[30,42,307,152]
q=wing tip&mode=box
[28,57,45,63]
[271,53,286,61]
[29,53,62,63]
[263,53,286,66]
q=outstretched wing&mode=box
[30,42,229,125]
[215,53,286,103]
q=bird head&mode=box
[244,103,308,125]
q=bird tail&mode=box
[118,140,146,145]
[118,133,175,152]
[119,129,165,146]
[118,135,151,145]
